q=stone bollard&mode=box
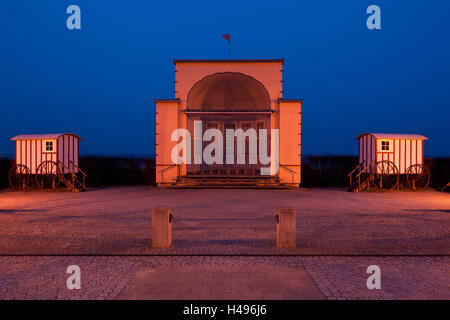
[276,208,296,250]
[152,208,173,248]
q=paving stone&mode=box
[0,187,449,299]
[116,266,325,300]
[0,187,448,255]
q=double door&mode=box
[187,116,270,175]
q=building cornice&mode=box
[174,59,284,64]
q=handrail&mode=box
[279,164,296,175]
[279,164,297,183]
[348,161,364,188]
[68,160,87,190]
[69,160,87,177]
[57,161,77,192]
[347,161,365,178]
[58,161,86,191]
[57,161,75,176]
[442,182,450,192]
[356,160,376,178]
[347,160,376,192]
[158,164,179,174]
[158,164,180,183]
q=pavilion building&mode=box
[155,59,302,188]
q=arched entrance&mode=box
[185,72,272,175]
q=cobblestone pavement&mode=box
[0,187,449,255]
[0,256,448,300]
[117,265,325,300]
[0,187,448,299]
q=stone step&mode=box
[168,184,294,189]
[182,174,278,180]
[159,174,294,189]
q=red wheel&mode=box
[371,160,399,190]
[35,161,61,191]
[9,164,30,190]
[406,164,430,190]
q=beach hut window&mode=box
[381,140,390,151]
[44,140,55,152]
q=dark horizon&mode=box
[1,1,449,157]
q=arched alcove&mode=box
[186,72,271,111]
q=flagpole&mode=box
[222,34,231,59]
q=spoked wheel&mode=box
[406,164,430,190]
[371,160,399,190]
[9,164,31,190]
[35,161,61,191]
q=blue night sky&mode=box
[1,0,449,157]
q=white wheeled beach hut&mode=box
[11,133,82,174]
[356,133,428,174]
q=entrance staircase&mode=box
[173,175,293,189]
[58,160,88,192]
[158,165,297,189]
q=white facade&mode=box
[11,133,81,174]
[357,133,427,174]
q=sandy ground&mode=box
[0,186,449,299]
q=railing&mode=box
[356,160,376,178]
[158,164,180,183]
[442,182,450,192]
[57,161,77,192]
[56,161,87,191]
[348,160,375,192]
[279,164,297,183]
[69,160,87,190]
[347,161,365,187]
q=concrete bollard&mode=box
[152,208,173,248]
[276,208,296,250]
